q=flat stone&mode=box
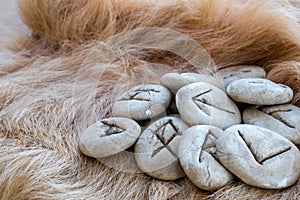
[178,125,234,191]
[79,118,141,158]
[112,84,171,120]
[160,72,222,93]
[243,104,300,145]
[226,78,293,105]
[134,116,189,180]
[217,124,300,189]
[176,82,241,129]
[218,65,266,86]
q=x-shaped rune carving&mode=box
[192,89,236,116]
[120,88,160,102]
[151,119,181,158]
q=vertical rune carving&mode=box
[99,120,125,137]
[120,89,160,101]
[258,107,295,129]
[192,89,236,115]
[152,119,181,158]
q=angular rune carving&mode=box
[99,120,125,137]
[259,107,295,129]
[152,119,181,158]
[199,131,217,162]
[120,89,160,102]
[192,89,236,115]
[238,131,291,165]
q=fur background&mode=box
[0,0,299,199]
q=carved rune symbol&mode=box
[152,119,181,158]
[199,131,217,162]
[120,88,160,102]
[99,120,125,137]
[238,131,291,164]
[258,107,295,129]
[192,89,235,116]
[223,70,252,79]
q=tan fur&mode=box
[0,0,299,199]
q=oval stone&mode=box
[226,78,293,105]
[176,82,241,129]
[160,72,222,93]
[178,125,234,191]
[217,124,300,189]
[79,118,141,158]
[243,104,300,145]
[112,84,171,120]
[134,116,189,180]
[218,65,266,86]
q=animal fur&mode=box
[0,0,299,199]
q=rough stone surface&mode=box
[176,82,241,129]
[243,104,300,145]
[112,84,171,120]
[160,72,222,93]
[79,118,141,158]
[218,65,266,86]
[134,116,189,180]
[217,124,300,189]
[226,78,293,105]
[178,125,234,191]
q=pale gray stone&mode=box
[79,118,141,158]
[226,78,293,105]
[217,124,300,189]
[178,125,234,191]
[160,72,222,93]
[243,104,300,145]
[176,82,241,129]
[112,84,171,120]
[218,65,266,86]
[134,116,189,180]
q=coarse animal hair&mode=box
[0,0,299,199]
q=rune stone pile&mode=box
[79,65,300,191]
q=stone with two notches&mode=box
[226,78,293,105]
[218,65,266,86]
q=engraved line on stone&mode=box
[100,120,125,137]
[260,146,291,164]
[259,107,295,129]
[238,131,262,164]
[205,164,211,184]
[119,88,160,102]
[192,89,236,115]
[223,70,252,79]
[248,81,273,85]
[203,132,217,157]
[199,131,211,162]
[151,119,180,158]
[238,131,291,165]
[200,131,217,162]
